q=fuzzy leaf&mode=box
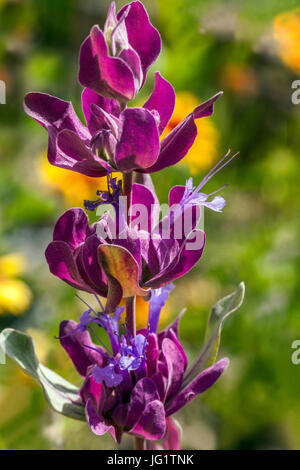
[183,282,245,385]
[0,328,85,421]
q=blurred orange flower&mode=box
[273,8,300,74]
[221,63,257,95]
[162,92,219,174]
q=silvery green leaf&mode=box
[183,282,245,386]
[0,328,85,422]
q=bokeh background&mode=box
[0,0,300,450]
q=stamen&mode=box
[207,183,230,197]
[87,326,113,357]
[94,294,105,312]
[75,293,98,316]
[83,343,112,360]
[197,150,239,191]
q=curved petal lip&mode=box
[115,107,160,171]
[79,28,136,101]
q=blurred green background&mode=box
[0,0,300,450]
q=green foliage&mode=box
[0,329,85,421]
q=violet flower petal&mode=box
[161,338,186,402]
[24,92,90,169]
[92,363,123,387]
[168,185,201,241]
[142,92,223,173]
[165,328,188,372]
[59,320,104,377]
[82,88,120,135]
[163,417,182,450]
[45,240,95,293]
[134,173,158,196]
[148,284,175,333]
[131,183,159,233]
[53,208,91,252]
[118,1,161,83]
[126,377,160,428]
[145,230,206,289]
[57,129,111,177]
[145,332,159,377]
[115,108,160,172]
[129,400,166,440]
[165,358,229,416]
[80,374,102,406]
[143,72,175,134]
[90,103,119,138]
[86,398,114,436]
[79,25,135,101]
[141,234,180,279]
[81,235,108,295]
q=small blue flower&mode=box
[181,177,226,213]
[179,150,239,213]
[118,333,148,371]
[148,284,175,333]
[78,308,95,332]
[92,363,123,388]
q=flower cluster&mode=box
[4,0,244,450]
[59,290,228,445]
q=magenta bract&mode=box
[59,312,228,444]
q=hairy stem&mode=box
[126,296,136,338]
[123,172,133,225]
[134,436,146,450]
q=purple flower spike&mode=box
[24,83,222,176]
[60,312,227,444]
[45,177,210,306]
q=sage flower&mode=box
[24,79,221,174]
[58,301,228,443]
[79,1,161,101]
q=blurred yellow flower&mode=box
[273,8,300,74]
[162,91,219,174]
[39,154,105,207]
[121,295,170,331]
[0,370,33,428]
[0,253,32,316]
[40,153,122,208]
[26,328,52,364]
